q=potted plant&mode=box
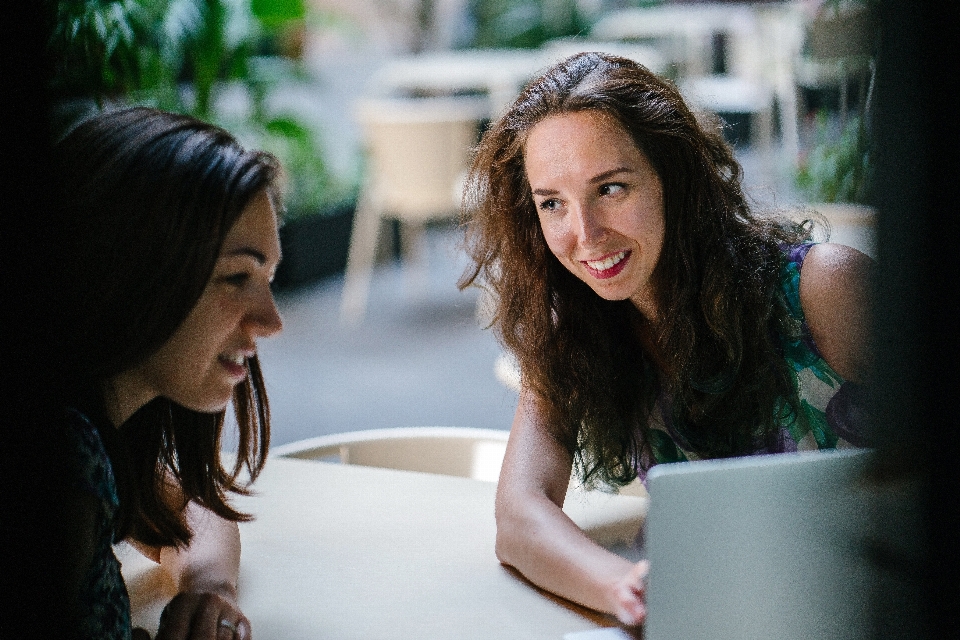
[48,0,358,289]
[250,111,359,289]
[791,0,879,258]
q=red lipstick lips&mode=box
[582,250,631,279]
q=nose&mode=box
[248,287,283,339]
[570,201,607,247]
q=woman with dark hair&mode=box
[49,106,283,639]
[460,53,872,625]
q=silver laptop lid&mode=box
[644,448,874,640]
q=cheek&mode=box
[631,201,665,249]
[538,216,571,258]
[167,299,230,361]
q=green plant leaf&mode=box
[252,0,305,26]
[796,111,870,204]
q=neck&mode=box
[629,290,659,326]
[630,309,668,374]
[102,372,156,428]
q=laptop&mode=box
[643,448,875,640]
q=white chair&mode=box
[794,4,876,130]
[271,426,511,482]
[754,1,806,161]
[274,428,650,549]
[590,3,758,78]
[592,3,792,151]
[275,427,648,554]
[339,96,487,323]
[272,425,649,500]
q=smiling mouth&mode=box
[582,250,630,278]
[218,353,251,379]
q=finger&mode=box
[216,617,240,640]
[235,616,252,640]
[615,601,646,627]
[157,594,194,640]
[630,560,650,593]
[216,615,251,640]
[190,594,227,640]
[630,559,650,581]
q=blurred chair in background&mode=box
[591,2,805,153]
[368,49,540,118]
[754,1,806,162]
[271,426,510,482]
[590,3,733,78]
[340,95,486,323]
[794,2,876,129]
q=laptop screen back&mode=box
[644,448,874,640]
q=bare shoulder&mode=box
[798,243,875,382]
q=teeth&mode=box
[224,354,246,366]
[586,250,627,271]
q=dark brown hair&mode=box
[460,53,811,487]
[52,106,280,546]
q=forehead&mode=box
[220,190,280,257]
[522,110,645,180]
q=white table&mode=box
[369,43,665,117]
[591,2,808,156]
[590,2,762,77]
[119,455,648,639]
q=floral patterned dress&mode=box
[64,407,133,639]
[644,243,868,471]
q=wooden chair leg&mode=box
[752,101,774,151]
[340,188,381,324]
[778,79,801,165]
[399,219,429,298]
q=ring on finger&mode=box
[218,618,238,633]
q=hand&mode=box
[610,559,649,626]
[155,588,251,640]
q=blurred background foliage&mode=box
[795,0,877,204]
[467,0,592,49]
[47,0,352,219]
[465,0,662,50]
[796,110,870,204]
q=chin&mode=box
[587,283,632,302]
[181,393,235,414]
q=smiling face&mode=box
[524,110,666,320]
[107,190,283,426]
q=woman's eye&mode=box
[222,273,250,287]
[599,183,625,197]
[538,198,561,212]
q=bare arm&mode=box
[799,243,874,382]
[130,492,250,639]
[158,501,242,600]
[496,388,648,625]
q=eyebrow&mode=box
[223,247,267,265]
[530,166,634,196]
[589,166,633,184]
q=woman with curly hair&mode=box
[459,52,872,626]
[46,106,284,639]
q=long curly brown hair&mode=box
[460,53,812,488]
